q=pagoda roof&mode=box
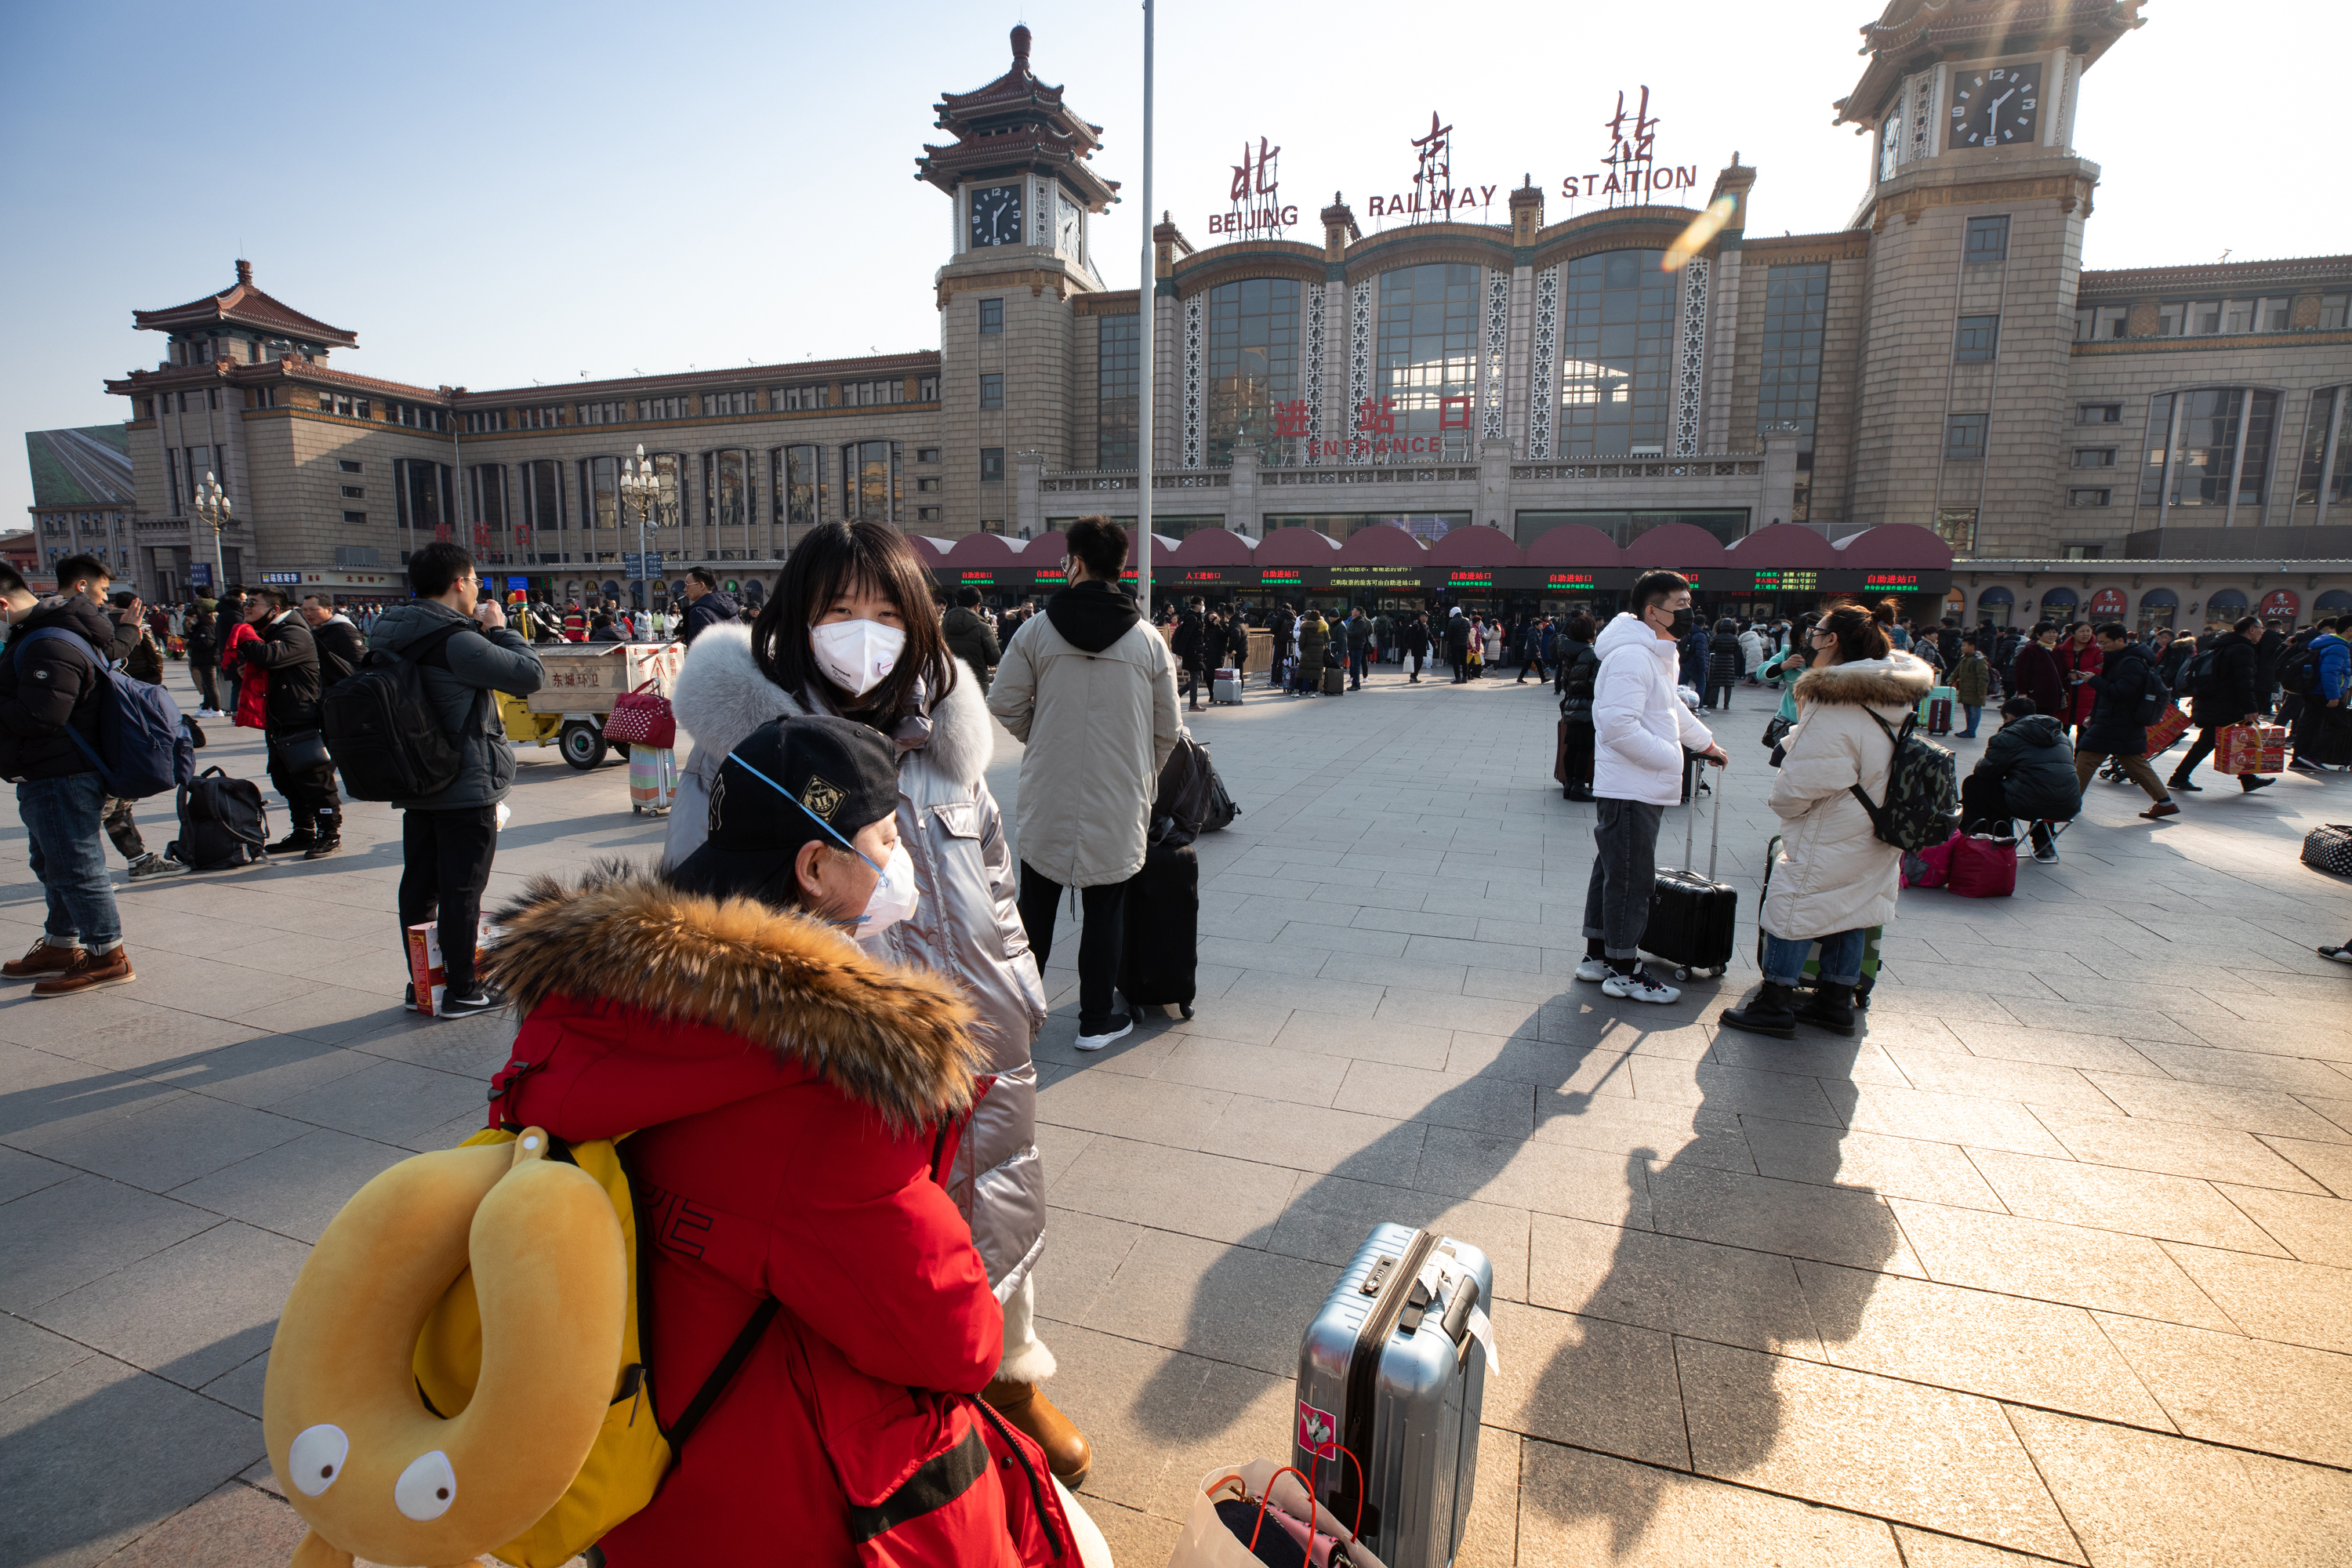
[916,26,1120,211]
[131,260,358,348]
[1833,0,2147,125]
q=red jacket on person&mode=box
[480,866,1076,1568]
[2055,638,2103,726]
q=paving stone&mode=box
[2260,1134,2352,1197]
[1036,1066,1232,1147]
[1417,1123,1653,1228]
[2080,1073,2352,1144]
[1648,1163,1920,1275]
[1073,1227,1336,1377]
[0,1312,92,1403]
[2212,1182,2352,1267]
[32,1221,304,1389]
[1516,1439,1905,1566]
[1266,1172,1532,1301]
[1048,1136,1298,1247]
[1740,1118,2005,1209]
[1966,1147,2291,1254]
[31,1094,311,1196]
[2158,1243,2352,1355]
[0,1144,75,1205]
[1528,1212,1824,1359]
[2006,1404,2352,1567]
[2033,1107,2332,1192]
[88,1479,308,1566]
[1678,1340,2083,1561]
[1483,1299,1689,1467]
[0,1176,218,1314]
[1794,1261,2172,1428]
[2093,1312,2352,1468]
[165,1127,412,1246]
[1193,1092,1426,1184]
[1889,1199,2241,1331]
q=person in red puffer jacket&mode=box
[480,716,1107,1568]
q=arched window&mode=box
[2136,587,2179,631]
[1377,263,1479,461]
[1975,586,2014,627]
[2292,385,2352,525]
[2314,589,2352,614]
[2205,588,2249,622]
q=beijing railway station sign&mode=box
[1198,88,1704,239]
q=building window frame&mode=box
[978,372,1004,410]
[1963,215,2009,263]
[1944,412,1989,462]
[1954,314,2000,362]
[979,298,1004,335]
[979,447,1005,482]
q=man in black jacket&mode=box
[2169,615,2275,796]
[299,595,365,691]
[241,586,343,857]
[2074,622,2178,820]
[0,554,140,995]
[1402,612,1431,683]
[2256,618,2288,715]
[1443,608,1473,683]
[680,568,739,644]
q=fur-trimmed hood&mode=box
[1791,650,1936,709]
[671,623,994,787]
[479,861,984,1129]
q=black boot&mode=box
[1794,981,1857,1037]
[1721,982,1800,1040]
[267,827,316,856]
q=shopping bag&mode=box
[1168,1460,1388,1568]
[2144,702,2193,755]
[1900,829,1961,889]
[604,678,676,747]
[2215,722,2288,775]
[1947,832,2018,898]
[404,916,499,1017]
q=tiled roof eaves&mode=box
[2080,256,2352,292]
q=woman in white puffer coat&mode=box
[662,521,1090,1486]
[1721,602,1933,1042]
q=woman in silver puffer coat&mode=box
[662,522,1086,1484]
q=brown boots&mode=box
[2,940,134,996]
[982,1377,1091,1489]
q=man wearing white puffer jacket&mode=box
[1578,570,1729,1004]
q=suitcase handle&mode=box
[1683,753,1722,880]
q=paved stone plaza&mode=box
[5,657,2352,1566]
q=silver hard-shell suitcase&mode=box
[1294,1224,1495,1568]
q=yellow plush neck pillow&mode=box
[263,1131,626,1568]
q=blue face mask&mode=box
[723,751,916,934]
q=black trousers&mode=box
[1960,773,2056,849]
[1017,861,1123,1029]
[2173,724,2269,786]
[267,732,342,837]
[399,805,499,993]
[191,660,220,711]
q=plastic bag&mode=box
[1167,1460,1388,1568]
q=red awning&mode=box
[1334,524,1428,565]
[1425,524,1523,567]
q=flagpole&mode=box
[1134,0,1154,623]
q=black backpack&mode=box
[167,766,270,870]
[2278,642,2324,696]
[2180,648,2221,699]
[1848,709,1960,852]
[1153,735,1240,840]
[322,622,481,801]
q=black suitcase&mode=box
[2301,705,2352,768]
[1118,833,1197,1019]
[1640,775,1736,981]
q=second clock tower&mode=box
[918,26,1120,535]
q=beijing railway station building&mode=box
[100,1,2352,630]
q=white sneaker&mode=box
[1601,968,1682,1004]
[1574,956,1612,983]
[1075,1014,1135,1051]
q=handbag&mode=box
[1762,714,1793,750]
[603,677,676,748]
[1168,1460,1388,1568]
[273,727,332,774]
[2303,824,2352,877]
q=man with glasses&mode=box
[367,543,546,1017]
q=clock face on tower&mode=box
[1880,115,1902,182]
[1949,63,2043,148]
[1056,191,1080,256]
[969,183,1023,247]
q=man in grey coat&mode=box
[368,543,545,1017]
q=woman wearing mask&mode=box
[1719,604,1933,1040]
[662,522,1083,1484]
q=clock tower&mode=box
[918,25,1120,535]
[1839,0,2145,557]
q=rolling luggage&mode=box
[1295,1223,1494,1568]
[1118,832,1197,1020]
[1641,779,1737,981]
[1762,831,1882,1006]
[1323,666,1348,695]
[1917,684,1956,732]
[1211,667,1243,705]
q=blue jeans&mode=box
[1761,928,1865,988]
[18,771,122,953]
[1349,647,1369,684]
[1960,705,1983,736]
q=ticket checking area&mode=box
[913,519,1955,622]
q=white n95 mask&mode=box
[811,619,906,697]
[858,844,920,937]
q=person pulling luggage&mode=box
[1720,605,1933,1039]
[1577,571,1725,1005]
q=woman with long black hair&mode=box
[662,522,1085,1483]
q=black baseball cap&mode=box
[669,716,899,908]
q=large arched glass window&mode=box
[1559,249,1677,457]
[2136,387,2281,527]
[1375,263,1479,462]
[1205,278,1298,466]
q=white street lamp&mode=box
[191,470,231,599]
[619,443,660,619]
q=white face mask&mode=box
[858,844,920,937]
[811,619,905,697]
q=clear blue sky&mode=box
[3,0,2341,524]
